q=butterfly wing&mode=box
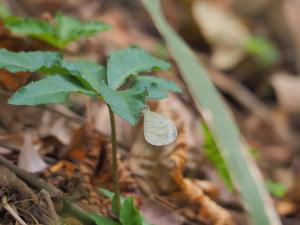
[144,111,177,146]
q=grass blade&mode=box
[142,1,281,225]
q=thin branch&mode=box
[2,195,28,225]
[0,156,95,225]
[0,156,63,198]
[40,189,60,225]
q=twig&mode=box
[2,195,28,225]
[0,156,63,198]
[40,189,60,225]
[0,156,95,225]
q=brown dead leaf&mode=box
[192,0,251,70]
[0,70,31,91]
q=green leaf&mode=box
[0,49,61,73]
[4,13,111,48]
[61,60,106,93]
[266,180,287,198]
[245,36,279,67]
[131,75,181,99]
[99,188,115,200]
[120,197,143,225]
[88,213,119,225]
[54,12,111,48]
[98,190,154,225]
[202,123,233,191]
[107,46,170,90]
[143,1,282,225]
[4,16,57,46]
[99,82,146,125]
[9,75,95,105]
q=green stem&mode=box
[59,201,94,225]
[108,105,121,216]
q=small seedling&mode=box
[0,13,181,224]
[3,12,111,49]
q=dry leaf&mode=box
[271,73,300,113]
[192,0,250,69]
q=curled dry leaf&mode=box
[130,95,234,225]
[18,132,47,173]
[192,0,250,70]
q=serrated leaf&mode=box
[4,16,57,46]
[4,13,111,48]
[9,75,95,105]
[55,12,111,48]
[61,60,106,93]
[98,82,146,125]
[0,49,61,73]
[88,214,119,225]
[107,46,170,90]
[131,75,181,99]
[120,197,143,225]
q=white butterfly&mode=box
[143,106,178,146]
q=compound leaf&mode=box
[9,75,95,105]
[107,46,170,90]
[4,16,57,46]
[4,13,111,48]
[55,13,111,48]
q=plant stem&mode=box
[108,105,121,216]
[59,201,94,225]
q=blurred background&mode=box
[0,0,300,225]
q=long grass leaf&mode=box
[142,1,281,225]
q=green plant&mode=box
[0,14,180,223]
[89,189,153,225]
[202,123,233,191]
[245,36,279,67]
[3,12,111,49]
[266,180,287,198]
